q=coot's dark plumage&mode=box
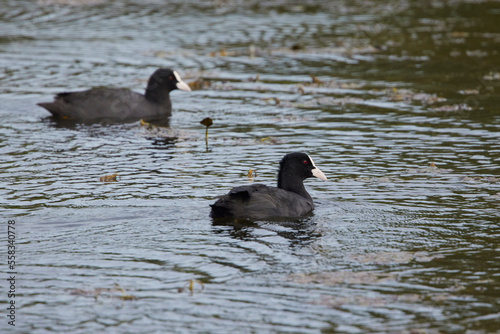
[210,152,327,220]
[37,68,191,122]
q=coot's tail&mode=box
[37,102,61,117]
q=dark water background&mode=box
[1,0,500,333]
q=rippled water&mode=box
[1,0,500,333]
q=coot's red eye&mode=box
[303,160,308,165]
[169,75,173,80]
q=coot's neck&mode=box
[145,86,171,105]
[277,169,312,201]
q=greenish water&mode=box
[1,0,499,333]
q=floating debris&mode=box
[68,283,136,301]
[289,271,396,285]
[200,117,213,128]
[100,172,118,182]
[405,162,451,174]
[465,49,488,58]
[458,89,480,95]
[430,104,472,113]
[246,74,259,82]
[386,88,446,104]
[449,31,470,38]
[139,123,182,142]
[165,69,454,114]
[139,118,153,129]
[249,44,256,58]
[483,71,500,81]
[257,136,283,145]
[178,279,204,295]
[200,117,213,150]
[303,77,363,89]
[204,44,381,62]
[354,176,401,184]
[138,118,195,143]
[311,293,422,308]
[38,0,105,5]
[309,74,323,85]
[261,97,281,105]
[349,251,442,265]
[188,78,211,91]
[291,96,364,108]
[208,48,241,57]
[459,176,499,183]
[247,168,257,180]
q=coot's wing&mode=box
[38,88,144,121]
[210,184,313,220]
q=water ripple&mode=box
[1,0,500,333]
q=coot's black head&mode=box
[145,68,191,102]
[277,152,326,192]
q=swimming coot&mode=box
[37,68,191,122]
[210,152,327,220]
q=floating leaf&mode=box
[247,168,257,180]
[100,172,118,182]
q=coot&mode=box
[37,68,191,122]
[210,152,327,220]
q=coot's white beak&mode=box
[312,167,327,181]
[309,155,327,181]
[173,71,192,92]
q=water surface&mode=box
[1,0,499,333]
